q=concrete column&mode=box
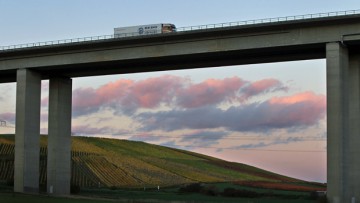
[326,42,348,203]
[327,43,360,202]
[47,77,72,195]
[14,69,41,193]
[346,54,360,202]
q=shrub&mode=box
[70,184,81,194]
[309,191,319,200]
[222,187,260,198]
[309,191,328,203]
[6,178,14,187]
[318,196,327,203]
[222,188,237,197]
[179,183,203,193]
[201,185,219,196]
[39,184,47,193]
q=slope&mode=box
[0,134,305,188]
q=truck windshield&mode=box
[162,24,176,33]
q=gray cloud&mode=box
[180,131,229,147]
[0,112,15,124]
[136,92,326,133]
[72,125,129,136]
[69,76,288,117]
[233,136,303,149]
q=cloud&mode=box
[0,112,16,124]
[240,78,288,101]
[136,92,326,132]
[180,130,229,147]
[71,125,128,136]
[72,75,185,117]
[41,97,48,107]
[129,132,165,142]
[160,141,180,149]
[69,75,288,117]
[232,136,304,149]
[176,77,246,108]
[72,87,104,116]
[40,113,48,122]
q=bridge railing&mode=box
[1,9,360,52]
[176,9,360,31]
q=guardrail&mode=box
[1,9,360,52]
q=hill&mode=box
[0,134,324,191]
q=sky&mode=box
[1,0,359,183]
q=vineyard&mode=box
[0,134,326,191]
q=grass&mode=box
[0,193,112,203]
[76,182,320,203]
[2,134,304,188]
[0,191,320,203]
[0,135,326,200]
[0,181,322,203]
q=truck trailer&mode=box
[114,23,176,37]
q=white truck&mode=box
[114,23,176,37]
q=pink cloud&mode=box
[268,92,326,126]
[72,87,103,116]
[0,112,16,124]
[176,77,246,108]
[120,75,184,109]
[137,91,326,132]
[72,75,185,116]
[240,78,288,101]
[41,97,48,107]
[68,75,288,117]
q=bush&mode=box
[201,185,219,196]
[222,187,260,198]
[317,195,327,203]
[6,178,14,187]
[70,184,81,194]
[309,191,327,203]
[179,183,203,193]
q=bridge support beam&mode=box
[327,42,360,202]
[14,69,41,193]
[47,77,72,195]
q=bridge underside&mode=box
[0,43,326,83]
[10,42,360,202]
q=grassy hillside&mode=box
[0,134,322,190]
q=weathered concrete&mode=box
[47,77,72,195]
[327,42,360,202]
[326,42,348,203]
[346,53,360,202]
[1,14,360,82]
[14,69,41,193]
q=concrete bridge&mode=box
[1,11,360,203]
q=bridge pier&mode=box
[327,42,360,203]
[47,77,72,195]
[14,69,41,193]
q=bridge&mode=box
[1,10,360,202]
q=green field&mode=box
[0,181,325,203]
[0,134,326,202]
[0,191,320,203]
[0,134,312,188]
